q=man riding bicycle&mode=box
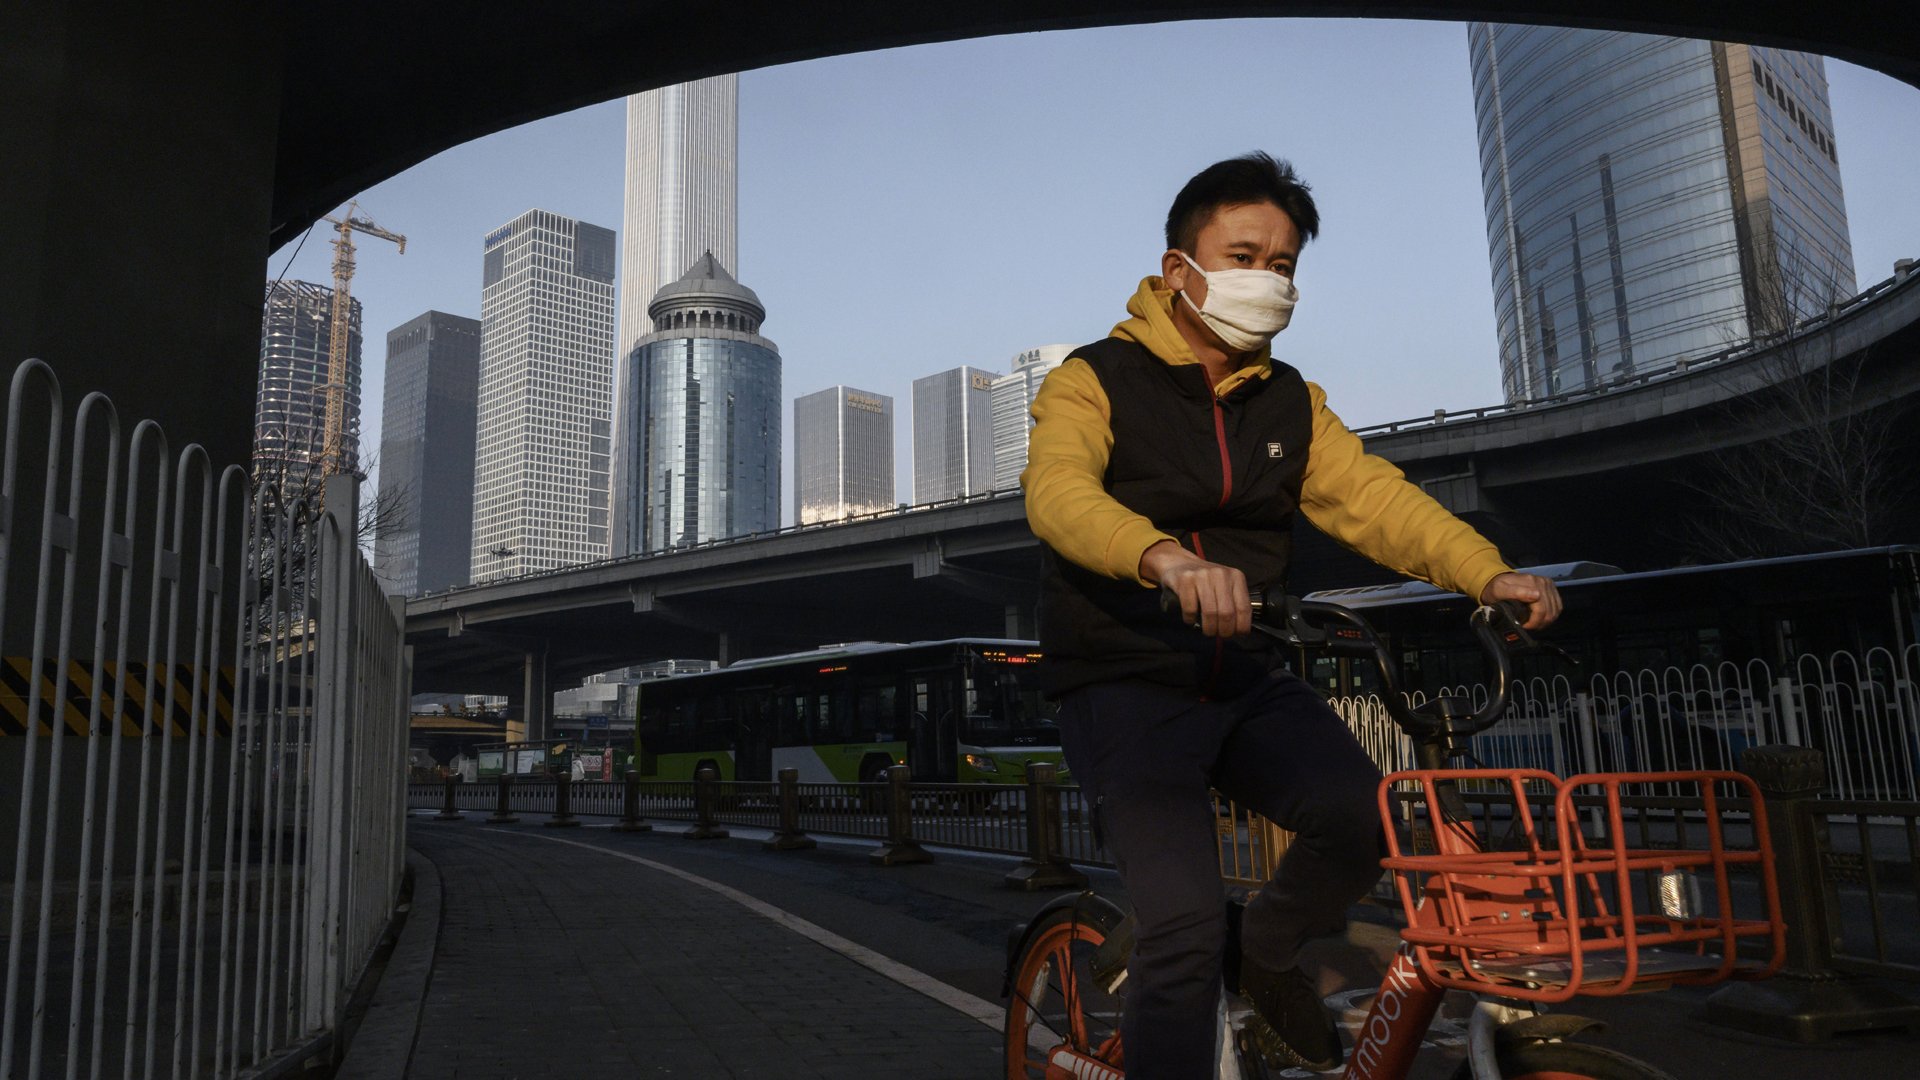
[1023,152,1563,1076]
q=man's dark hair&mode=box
[1164,152,1320,252]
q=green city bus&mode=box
[633,639,1067,784]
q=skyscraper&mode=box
[990,344,1074,491]
[620,252,780,552]
[615,76,740,550]
[911,366,997,504]
[619,77,739,356]
[471,210,617,580]
[254,280,362,500]
[794,386,894,525]
[373,311,481,596]
[1470,26,1854,401]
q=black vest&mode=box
[1037,337,1314,697]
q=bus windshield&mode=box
[964,659,1059,747]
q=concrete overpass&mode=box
[405,262,1920,711]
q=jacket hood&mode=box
[1110,277,1272,391]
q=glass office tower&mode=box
[794,386,894,524]
[471,209,617,579]
[990,344,1074,491]
[619,77,738,361]
[373,310,480,595]
[911,366,997,504]
[621,252,781,551]
[1469,26,1854,401]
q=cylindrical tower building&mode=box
[620,252,781,552]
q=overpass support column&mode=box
[522,647,551,743]
[1004,603,1036,640]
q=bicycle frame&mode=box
[1344,791,1484,1080]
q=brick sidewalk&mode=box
[401,826,1002,1079]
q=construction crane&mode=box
[321,201,405,478]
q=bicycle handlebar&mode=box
[1160,586,1533,740]
[1262,594,1526,739]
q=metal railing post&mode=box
[684,766,730,840]
[613,770,652,833]
[433,776,462,821]
[870,765,931,865]
[1707,745,1920,1040]
[1772,677,1804,747]
[486,774,519,824]
[544,771,581,828]
[1005,763,1089,890]
[764,767,815,851]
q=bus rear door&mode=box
[909,672,958,781]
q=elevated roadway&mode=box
[407,265,1920,701]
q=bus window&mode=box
[961,660,1060,748]
[664,699,694,754]
[857,682,899,742]
[816,693,838,742]
[697,694,731,750]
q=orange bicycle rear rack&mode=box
[1377,768,1786,1003]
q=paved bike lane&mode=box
[395,825,1002,1079]
[376,816,1920,1080]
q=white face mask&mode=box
[1176,251,1299,352]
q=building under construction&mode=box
[254,279,364,500]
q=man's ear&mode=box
[1161,249,1190,290]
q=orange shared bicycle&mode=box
[1003,598,1785,1079]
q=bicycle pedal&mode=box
[1232,1023,1275,1079]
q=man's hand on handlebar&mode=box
[1140,540,1252,639]
[1480,571,1564,631]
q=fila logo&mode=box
[1267,442,1284,458]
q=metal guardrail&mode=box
[420,487,1029,596]
[1336,641,1920,801]
[2,360,411,1079]
[1348,261,1916,437]
[409,765,1290,891]
[410,745,1920,1015]
[1808,798,1920,979]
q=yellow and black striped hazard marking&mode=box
[0,658,236,737]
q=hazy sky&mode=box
[266,18,1920,523]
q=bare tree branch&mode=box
[1682,251,1912,560]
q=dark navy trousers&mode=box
[1056,672,1385,1078]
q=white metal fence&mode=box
[1335,642,1920,799]
[1,359,410,1079]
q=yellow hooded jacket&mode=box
[1022,277,1512,603]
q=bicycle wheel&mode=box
[1450,1039,1678,1080]
[1004,902,1127,1079]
